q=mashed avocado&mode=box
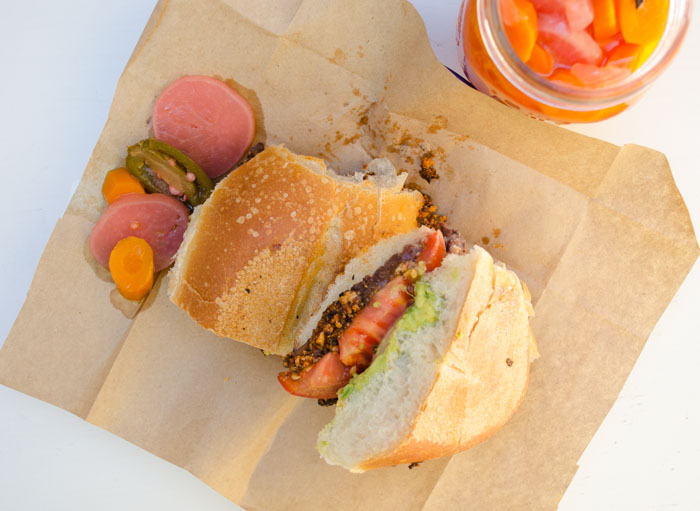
[338,281,439,401]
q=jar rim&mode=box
[476,0,692,111]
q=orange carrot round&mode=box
[606,42,643,69]
[500,0,539,62]
[592,0,620,40]
[102,167,145,204]
[548,68,585,87]
[109,237,154,301]
[527,43,555,75]
[617,0,668,45]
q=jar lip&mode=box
[477,0,692,111]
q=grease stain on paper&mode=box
[219,76,267,144]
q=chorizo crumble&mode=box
[419,152,439,183]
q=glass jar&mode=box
[457,0,691,123]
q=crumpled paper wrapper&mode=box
[1,0,697,509]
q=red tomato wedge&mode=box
[418,229,447,271]
[339,230,446,370]
[277,352,352,399]
[339,276,413,370]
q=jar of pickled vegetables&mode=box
[457,0,690,122]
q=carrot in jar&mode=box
[548,68,585,86]
[527,43,555,74]
[606,42,642,68]
[635,36,662,67]
[596,32,625,54]
[592,0,619,40]
[109,237,154,301]
[102,168,145,204]
[617,0,668,45]
[500,0,539,62]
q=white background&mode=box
[1,1,698,509]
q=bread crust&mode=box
[168,146,422,354]
[356,248,537,470]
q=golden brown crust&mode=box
[169,146,421,355]
[374,188,424,243]
[358,252,535,470]
[337,181,379,267]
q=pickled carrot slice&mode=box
[501,0,539,62]
[636,36,661,67]
[617,0,668,45]
[592,0,619,40]
[548,68,585,86]
[527,43,555,74]
[596,32,625,53]
[606,42,642,68]
[101,168,145,205]
[109,237,154,301]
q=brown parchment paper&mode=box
[1,0,698,509]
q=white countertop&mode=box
[1,1,698,509]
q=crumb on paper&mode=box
[481,236,490,245]
[419,153,439,183]
[408,186,445,230]
[408,462,421,469]
[224,376,230,382]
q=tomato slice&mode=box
[277,352,351,399]
[340,230,447,370]
[339,276,412,369]
[418,230,447,271]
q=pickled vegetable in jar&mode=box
[457,0,690,122]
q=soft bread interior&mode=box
[317,252,475,470]
[317,246,536,471]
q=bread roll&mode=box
[168,146,423,354]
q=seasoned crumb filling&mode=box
[410,187,446,231]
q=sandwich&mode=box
[169,146,424,355]
[278,227,538,471]
[169,145,538,471]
